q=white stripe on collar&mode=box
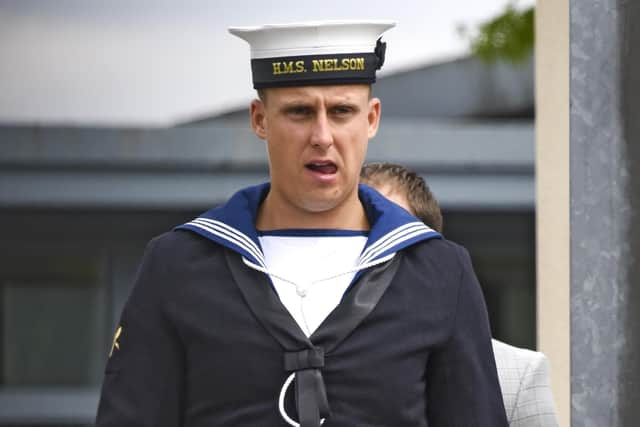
[359,221,434,264]
[183,218,267,268]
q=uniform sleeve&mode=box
[425,245,509,426]
[511,354,560,427]
[96,236,185,427]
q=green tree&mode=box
[463,4,535,64]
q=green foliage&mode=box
[466,4,535,64]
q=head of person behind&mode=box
[360,162,443,233]
[229,21,394,231]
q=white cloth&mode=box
[492,339,559,427]
[259,234,367,336]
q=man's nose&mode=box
[309,112,333,149]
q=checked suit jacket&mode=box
[493,339,559,427]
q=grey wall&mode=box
[0,121,534,210]
[570,1,640,425]
[374,55,534,119]
[621,1,640,424]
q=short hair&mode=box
[256,85,373,105]
[256,89,267,103]
[360,162,443,233]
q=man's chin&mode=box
[298,189,347,212]
[298,189,358,215]
[300,199,339,214]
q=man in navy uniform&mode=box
[96,21,508,427]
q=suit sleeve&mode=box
[96,236,185,427]
[511,354,560,427]
[426,245,509,426]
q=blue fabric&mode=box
[176,182,442,269]
[96,230,509,426]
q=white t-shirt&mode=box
[258,232,368,337]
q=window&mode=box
[0,251,108,425]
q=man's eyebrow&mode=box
[329,96,359,105]
[279,99,312,107]
[331,99,355,104]
[278,101,315,113]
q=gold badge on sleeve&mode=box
[109,325,123,358]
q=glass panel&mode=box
[0,254,108,387]
[443,210,536,349]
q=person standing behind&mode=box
[361,162,560,427]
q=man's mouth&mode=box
[306,161,338,174]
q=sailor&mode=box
[96,20,508,427]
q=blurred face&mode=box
[251,84,381,217]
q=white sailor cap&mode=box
[228,20,396,89]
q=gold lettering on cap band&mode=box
[272,60,306,75]
[311,57,365,73]
[270,57,366,76]
[253,53,377,88]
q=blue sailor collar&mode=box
[176,182,441,269]
[357,183,442,263]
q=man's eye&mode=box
[332,105,354,115]
[287,106,312,116]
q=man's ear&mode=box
[250,99,267,140]
[367,97,381,139]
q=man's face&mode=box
[251,84,381,215]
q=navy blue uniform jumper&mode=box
[96,183,508,426]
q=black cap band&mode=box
[250,52,379,89]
